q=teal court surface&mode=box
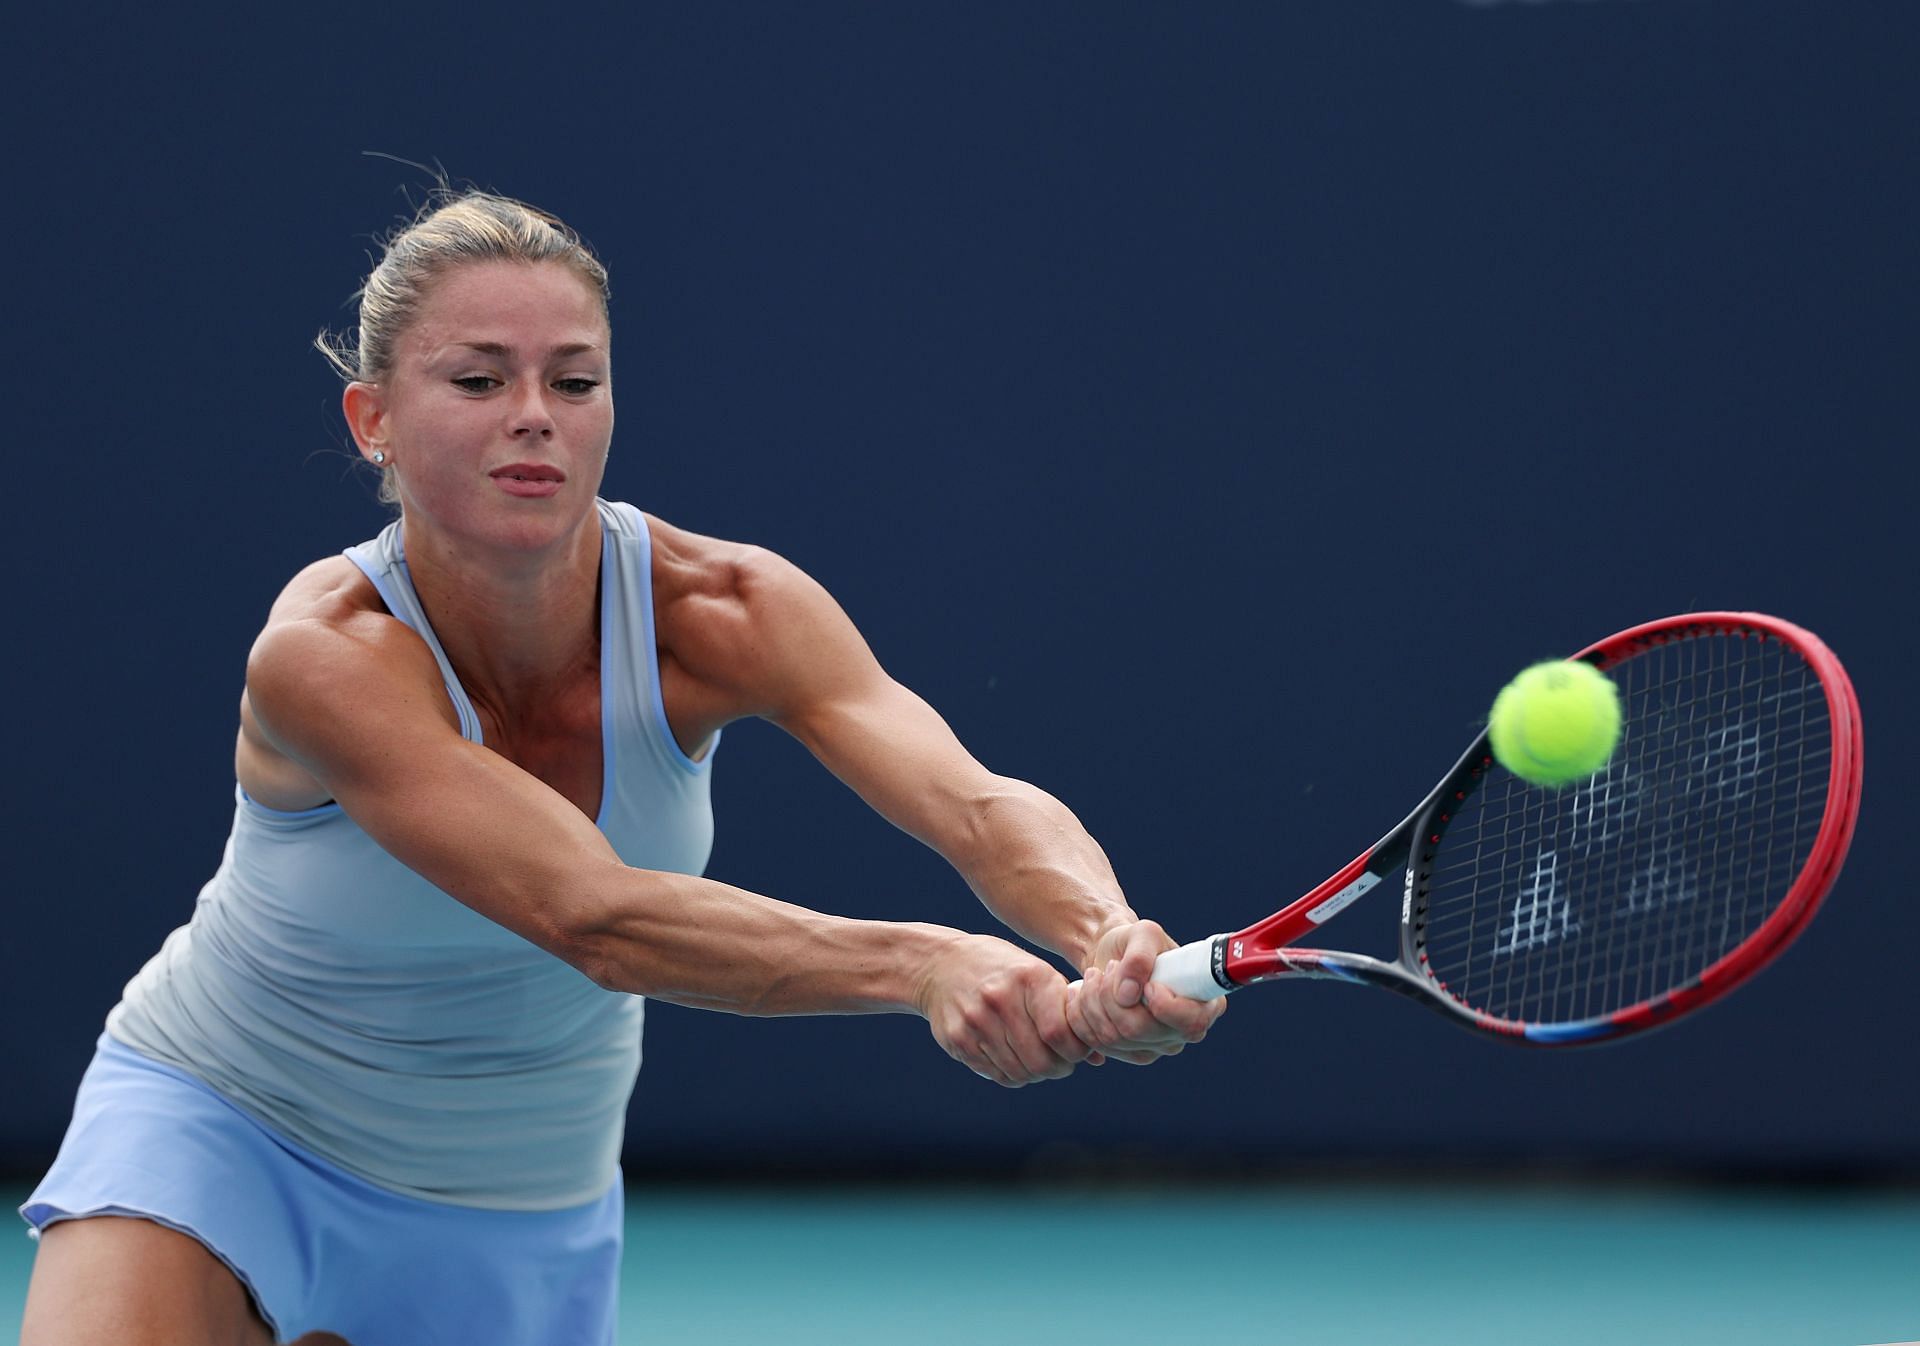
[5,1179,1917,1345]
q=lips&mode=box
[489,463,566,483]
[489,463,566,498]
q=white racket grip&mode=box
[1150,936,1232,1001]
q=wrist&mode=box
[1069,908,1140,973]
[904,924,971,1019]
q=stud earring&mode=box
[372,450,387,465]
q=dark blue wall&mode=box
[8,1,1915,1175]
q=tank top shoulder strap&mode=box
[596,499,718,776]
[341,521,486,744]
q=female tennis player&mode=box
[17,192,1223,1345]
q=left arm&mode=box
[673,542,1222,1061]
[792,678,1131,973]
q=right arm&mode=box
[241,587,1086,1085]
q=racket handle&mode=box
[1065,935,1232,1000]
[1150,936,1232,1001]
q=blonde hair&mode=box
[317,190,610,502]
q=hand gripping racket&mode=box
[1151,612,1862,1045]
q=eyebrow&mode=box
[452,341,605,359]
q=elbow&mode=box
[954,775,1027,855]
[571,937,629,995]
[539,863,641,994]
[536,910,620,992]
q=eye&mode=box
[452,375,500,393]
[554,377,602,396]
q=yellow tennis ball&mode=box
[1488,660,1622,787]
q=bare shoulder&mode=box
[643,514,874,727]
[249,556,440,691]
[265,554,375,621]
[644,514,792,603]
[237,557,456,807]
[645,514,824,646]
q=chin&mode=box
[404,491,598,560]
[486,501,594,554]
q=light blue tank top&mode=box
[107,500,717,1210]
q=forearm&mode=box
[566,862,964,1017]
[950,777,1139,970]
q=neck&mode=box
[399,510,604,708]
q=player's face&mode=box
[356,259,614,554]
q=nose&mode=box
[508,384,555,439]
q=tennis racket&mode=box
[1149,612,1862,1045]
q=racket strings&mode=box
[1417,633,1831,1027]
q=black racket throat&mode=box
[1252,739,1504,1014]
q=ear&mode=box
[343,381,388,462]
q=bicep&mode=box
[245,618,625,962]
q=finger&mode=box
[1090,965,1161,1052]
[1029,980,1093,1071]
[1001,1014,1074,1084]
[1143,977,1228,1032]
[1111,922,1169,1008]
[971,971,1076,1084]
[941,1025,1006,1086]
[975,1064,1013,1086]
[1063,979,1108,1066]
[1101,960,1178,1042]
[966,1039,1019,1087]
[991,987,1077,1083]
[973,1029,1028,1087]
[939,1008,1015,1086]
[1143,981,1229,1041]
[1074,965,1125,1052]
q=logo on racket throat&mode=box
[1308,872,1381,924]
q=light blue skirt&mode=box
[19,1035,622,1345]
